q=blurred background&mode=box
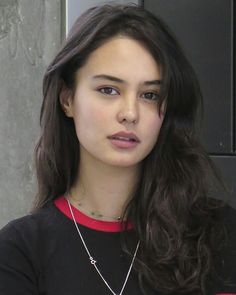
[0,0,235,227]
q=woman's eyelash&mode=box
[141,92,160,101]
[97,87,160,100]
[97,87,119,95]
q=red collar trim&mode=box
[54,196,133,232]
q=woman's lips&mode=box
[108,131,140,149]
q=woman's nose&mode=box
[117,96,139,125]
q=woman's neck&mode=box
[69,154,140,220]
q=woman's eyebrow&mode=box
[91,74,162,85]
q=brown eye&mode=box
[98,87,119,95]
[142,92,160,101]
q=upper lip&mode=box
[108,131,140,142]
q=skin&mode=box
[60,36,165,219]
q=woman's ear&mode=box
[59,84,74,118]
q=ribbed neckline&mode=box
[54,196,133,232]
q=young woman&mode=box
[0,4,235,295]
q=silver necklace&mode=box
[67,199,140,295]
[76,200,122,221]
[68,194,122,221]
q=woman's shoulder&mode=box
[0,201,66,292]
[0,200,63,242]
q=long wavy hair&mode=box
[34,4,227,294]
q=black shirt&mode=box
[0,196,235,295]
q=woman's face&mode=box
[63,37,165,168]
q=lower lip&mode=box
[109,138,139,149]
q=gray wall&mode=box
[0,0,140,228]
[0,0,62,228]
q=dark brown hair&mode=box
[34,4,226,294]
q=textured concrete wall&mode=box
[0,0,62,227]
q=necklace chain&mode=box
[77,201,122,221]
[67,199,140,295]
[69,194,122,221]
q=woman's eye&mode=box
[142,92,160,101]
[98,87,119,95]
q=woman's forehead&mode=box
[76,37,162,83]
